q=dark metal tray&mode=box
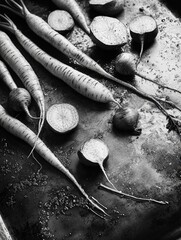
[0,0,181,239]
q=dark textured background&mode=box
[0,0,181,239]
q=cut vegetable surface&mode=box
[47,10,74,33]
[78,138,117,190]
[89,0,124,16]
[90,16,127,50]
[46,104,79,133]
[0,104,108,218]
[129,15,158,65]
[115,52,181,95]
[51,0,90,34]
[0,16,120,107]
[0,11,180,136]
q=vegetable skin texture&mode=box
[113,107,141,134]
[1,17,118,105]
[0,60,17,91]
[50,0,90,34]
[0,104,107,217]
[8,88,32,117]
[0,31,45,154]
[4,0,123,80]
[0,214,13,240]
[0,60,35,119]
[46,104,79,133]
[90,16,127,50]
[0,10,180,135]
[47,10,74,33]
[89,0,124,17]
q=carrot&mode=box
[51,0,90,34]
[0,214,13,240]
[0,10,180,134]
[0,104,108,218]
[0,16,120,106]
[0,59,17,91]
[0,30,45,155]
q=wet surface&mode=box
[0,0,181,239]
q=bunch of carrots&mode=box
[0,0,180,218]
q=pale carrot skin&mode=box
[0,1,177,106]
[0,31,45,153]
[0,3,180,134]
[0,18,117,105]
[0,104,107,217]
[51,0,90,34]
[0,60,17,91]
[0,214,13,240]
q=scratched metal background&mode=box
[0,0,181,239]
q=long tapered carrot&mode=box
[0,15,180,136]
[0,30,45,155]
[0,104,108,218]
[0,15,120,106]
[0,2,180,134]
[0,59,17,91]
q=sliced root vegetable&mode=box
[113,107,141,134]
[129,15,158,65]
[46,103,79,133]
[89,0,124,16]
[51,0,90,34]
[0,16,121,108]
[90,16,127,50]
[47,10,74,33]
[0,11,180,136]
[0,105,108,218]
[78,138,117,190]
[115,52,181,95]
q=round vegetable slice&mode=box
[90,16,127,50]
[46,103,79,133]
[129,15,158,64]
[78,138,117,189]
[89,0,124,16]
[47,10,75,33]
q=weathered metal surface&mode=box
[0,0,181,239]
